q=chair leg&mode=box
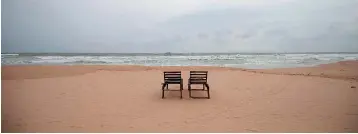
[202,84,205,90]
[205,83,210,99]
[161,83,166,99]
[180,83,183,99]
[166,84,169,90]
[188,84,192,98]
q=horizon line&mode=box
[2,52,358,54]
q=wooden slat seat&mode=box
[189,80,207,84]
[162,71,183,99]
[188,71,210,99]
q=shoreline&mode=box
[2,60,358,81]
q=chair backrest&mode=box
[163,71,182,82]
[189,71,208,82]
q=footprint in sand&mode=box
[344,127,352,131]
[245,129,259,132]
[15,123,27,127]
[345,113,358,116]
[48,120,62,123]
[70,125,84,128]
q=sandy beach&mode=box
[2,61,358,132]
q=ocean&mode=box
[2,53,358,69]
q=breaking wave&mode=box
[2,53,358,69]
[64,60,109,64]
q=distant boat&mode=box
[164,52,172,56]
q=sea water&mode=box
[2,53,358,69]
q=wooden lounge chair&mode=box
[162,71,183,99]
[188,71,210,99]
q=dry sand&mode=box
[2,61,358,132]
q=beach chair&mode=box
[188,71,210,99]
[162,71,183,99]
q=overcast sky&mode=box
[2,0,358,53]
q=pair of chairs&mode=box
[161,71,210,99]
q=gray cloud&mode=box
[2,0,358,53]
